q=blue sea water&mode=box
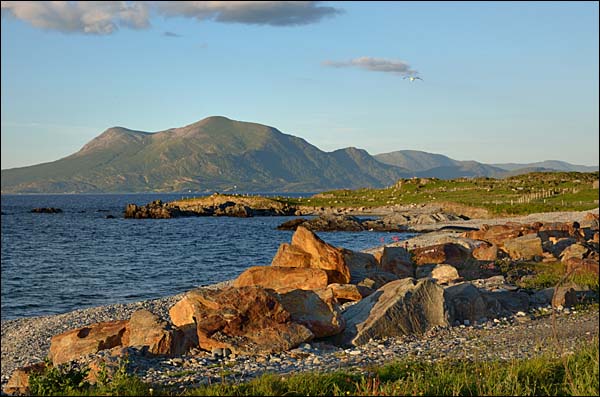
[1,194,415,320]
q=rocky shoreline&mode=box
[2,209,599,394]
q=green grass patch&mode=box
[280,171,599,216]
[27,337,598,396]
[184,339,599,396]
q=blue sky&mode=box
[1,1,598,169]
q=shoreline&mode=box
[2,208,598,387]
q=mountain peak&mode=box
[77,126,149,155]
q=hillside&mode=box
[1,116,412,193]
[375,150,597,178]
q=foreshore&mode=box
[2,208,598,392]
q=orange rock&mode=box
[49,320,129,365]
[289,226,351,283]
[271,243,312,268]
[172,286,313,355]
[126,309,194,356]
[233,266,329,291]
[411,243,472,266]
[278,288,345,338]
[564,257,599,276]
[472,242,498,261]
[3,362,46,395]
[327,283,370,302]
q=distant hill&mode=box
[375,150,598,179]
[491,160,599,173]
[1,116,412,193]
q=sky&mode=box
[1,1,598,170]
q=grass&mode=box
[500,260,600,292]
[30,337,597,396]
[182,338,599,396]
[278,171,599,216]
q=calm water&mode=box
[1,194,414,320]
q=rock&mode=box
[444,283,501,324]
[126,310,195,356]
[416,264,460,285]
[551,283,599,307]
[123,200,193,219]
[327,283,371,302]
[277,218,309,231]
[278,288,345,338]
[563,257,599,276]
[271,227,351,284]
[233,266,330,292]
[287,215,365,232]
[472,242,499,261]
[544,237,578,258]
[3,362,47,395]
[172,286,313,355]
[463,223,539,247]
[49,320,129,365]
[30,207,62,213]
[411,243,472,266]
[560,243,590,262]
[503,233,543,260]
[271,243,312,268]
[338,278,447,346]
[378,246,414,278]
[538,222,581,241]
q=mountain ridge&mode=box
[2,117,597,193]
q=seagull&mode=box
[403,76,423,82]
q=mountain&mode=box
[375,150,598,178]
[1,116,413,193]
[491,161,599,173]
[375,150,508,178]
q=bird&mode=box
[403,76,423,82]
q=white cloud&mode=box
[323,57,419,77]
[0,1,149,34]
[0,1,341,34]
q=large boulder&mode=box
[503,233,543,260]
[233,266,329,292]
[538,222,580,241]
[278,288,345,338]
[338,278,447,346]
[171,286,313,355]
[49,320,129,365]
[411,243,472,266]
[271,226,351,284]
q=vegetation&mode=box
[28,337,598,396]
[280,171,599,216]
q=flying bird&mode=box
[403,76,423,82]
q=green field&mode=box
[278,171,599,216]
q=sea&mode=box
[1,193,415,321]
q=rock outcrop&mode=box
[271,226,352,284]
[172,286,314,355]
[338,278,447,346]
